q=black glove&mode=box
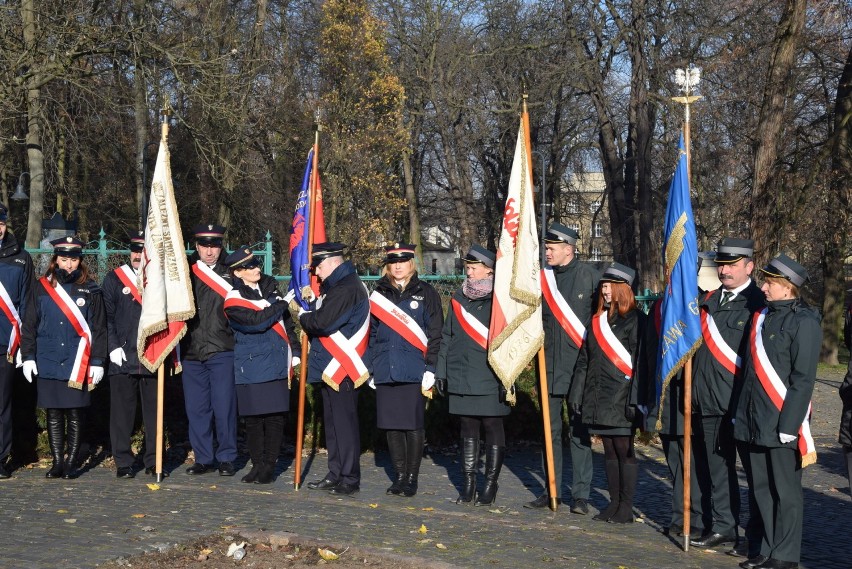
[434,377,447,398]
[570,402,582,417]
[625,405,637,422]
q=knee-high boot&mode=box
[475,445,504,506]
[242,416,263,483]
[402,429,425,497]
[594,460,621,521]
[45,409,65,479]
[256,414,283,484]
[63,408,84,479]
[386,430,407,495]
[456,438,479,504]
[608,462,637,523]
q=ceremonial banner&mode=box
[289,150,327,310]
[137,138,195,372]
[655,134,702,417]
[487,112,544,403]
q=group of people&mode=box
[0,209,831,569]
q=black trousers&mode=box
[692,414,739,536]
[321,379,360,485]
[109,373,158,469]
[661,434,704,533]
[0,356,12,462]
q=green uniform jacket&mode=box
[436,288,501,399]
[569,309,645,429]
[692,281,764,416]
[733,299,821,448]
[541,259,599,396]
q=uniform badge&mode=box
[76,298,86,307]
[410,300,419,309]
[578,293,584,299]
[122,286,131,295]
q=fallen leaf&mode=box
[416,538,433,544]
[64,519,76,523]
[56,509,69,514]
[200,549,213,555]
[421,507,434,511]
[369,503,379,508]
[146,483,160,491]
[318,547,339,561]
[227,542,246,557]
[436,543,447,550]
[209,485,217,489]
[141,526,155,532]
[488,508,501,514]
[131,514,146,518]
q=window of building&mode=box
[590,200,601,212]
[594,223,603,238]
[567,201,580,215]
[591,247,602,261]
[569,223,580,235]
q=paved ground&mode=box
[1,369,848,569]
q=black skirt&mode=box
[376,382,424,430]
[449,393,510,417]
[37,377,91,408]
[588,424,633,436]
[236,379,289,416]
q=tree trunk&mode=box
[133,0,149,229]
[22,0,45,248]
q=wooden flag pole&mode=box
[155,364,165,483]
[294,124,321,490]
[537,348,559,510]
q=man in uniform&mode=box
[182,224,237,476]
[0,203,34,479]
[300,243,370,496]
[103,231,158,478]
[690,238,764,548]
[525,223,598,513]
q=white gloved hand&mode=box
[368,377,376,390]
[291,356,301,368]
[23,360,38,383]
[109,347,127,367]
[421,370,435,391]
[779,432,797,444]
[283,289,296,304]
[298,307,311,317]
[89,366,104,385]
[15,350,22,368]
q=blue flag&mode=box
[288,150,314,310]
[656,134,702,406]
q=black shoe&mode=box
[218,462,236,476]
[329,482,359,496]
[254,463,274,485]
[524,494,560,509]
[144,467,169,477]
[739,556,767,569]
[755,559,797,569]
[186,463,213,475]
[46,461,64,479]
[307,477,338,490]
[116,467,135,479]
[570,498,589,515]
[0,462,10,479]
[241,464,260,483]
[691,532,737,548]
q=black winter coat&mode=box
[102,264,152,376]
[182,251,235,361]
[839,357,852,447]
[0,231,34,353]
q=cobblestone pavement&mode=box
[1,370,847,569]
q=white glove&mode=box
[291,356,301,368]
[89,366,104,385]
[23,360,38,383]
[421,371,435,391]
[283,289,296,304]
[298,307,311,317]
[15,350,22,368]
[779,432,796,444]
[368,377,376,390]
[109,347,127,367]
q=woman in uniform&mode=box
[223,247,299,484]
[21,236,107,479]
[368,243,443,497]
[569,262,644,523]
[732,254,820,569]
[436,245,507,506]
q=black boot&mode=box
[402,429,425,497]
[609,462,637,523]
[594,460,621,521]
[242,416,263,483]
[45,409,65,479]
[475,445,504,506]
[256,414,283,484]
[386,430,407,495]
[456,438,479,504]
[62,408,83,479]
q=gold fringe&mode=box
[322,374,340,391]
[68,379,84,390]
[136,313,192,373]
[800,450,817,468]
[654,339,703,432]
[421,388,433,400]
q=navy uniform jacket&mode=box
[21,275,107,379]
[542,259,599,396]
[692,281,764,416]
[299,261,370,385]
[0,231,34,351]
[182,251,235,361]
[732,299,821,448]
[368,274,443,384]
[102,264,151,377]
[224,275,299,385]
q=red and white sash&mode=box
[0,281,22,362]
[114,265,142,304]
[700,308,741,376]
[591,312,633,380]
[224,290,292,378]
[369,291,427,355]
[749,308,816,467]
[39,277,92,388]
[451,298,489,350]
[192,261,232,298]
[319,314,370,389]
[541,267,586,348]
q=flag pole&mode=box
[672,68,701,552]
[294,121,321,490]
